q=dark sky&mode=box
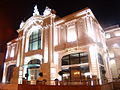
[0,0,120,50]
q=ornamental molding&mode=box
[56,24,65,30]
[59,46,88,61]
[23,18,43,32]
[65,19,77,28]
[6,60,16,67]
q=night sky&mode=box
[0,0,120,51]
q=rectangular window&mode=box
[62,55,69,65]
[80,52,88,63]
[70,53,80,64]
[80,56,88,63]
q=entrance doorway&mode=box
[27,67,40,80]
[25,59,40,81]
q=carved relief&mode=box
[77,18,86,35]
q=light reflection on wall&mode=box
[44,47,48,63]
[67,26,77,42]
[89,45,98,75]
[109,59,118,78]
[54,29,58,46]
[114,31,120,36]
[87,18,96,42]
[54,52,58,64]
[50,68,56,80]
[84,72,91,77]
[10,47,15,57]
[16,52,20,67]
[5,46,9,59]
[2,63,6,83]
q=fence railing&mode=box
[22,78,100,86]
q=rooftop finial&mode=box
[20,21,25,28]
[43,6,51,16]
[33,5,40,16]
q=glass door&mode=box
[28,68,40,81]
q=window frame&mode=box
[28,29,41,51]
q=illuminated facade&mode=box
[2,6,112,84]
[105,25,120,79]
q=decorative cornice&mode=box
[65,19,76,27]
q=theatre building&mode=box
[2,6,112,84]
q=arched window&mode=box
[28,29,41,51]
